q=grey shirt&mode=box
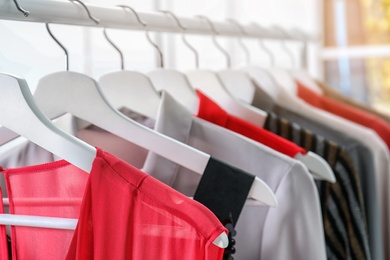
[143,91,327,260]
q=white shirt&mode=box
[142,91,326,260]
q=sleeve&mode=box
[261,162,327,260]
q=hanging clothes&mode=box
[315,80,390,124]
[2,148,227,259]
[141,92,327,260]
[195,90,307,158]
[65,91,327,259]
[67,148,227,260]
[250,84,384,260]
[297,82,390,152]
[264,111,371,260]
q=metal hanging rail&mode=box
[0,0,315,41]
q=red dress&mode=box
[3,148,226,259]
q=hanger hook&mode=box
[291,28,308,70]
[197,15,231,68]
[47,1,99,71]
[12,0,29,17]
[117,5,147,27]
[45,23,69,71]
[70,0,99,24]
[160,10,187,30]
[145,31,164,68]
[103,28,124,70]
[272,26,295,68]
[160,10,199,68]
[252,23,275,67]
[118,5,163,68]
[227,18,250,65]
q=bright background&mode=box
[0,0,322,92]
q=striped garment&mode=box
[265,111,371,260]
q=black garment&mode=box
[251,84,381,260]
[194,157,255,260]
[271,104,382,260]
[194,157,255,226]
[265,111,370,260]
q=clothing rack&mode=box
[0,0,315,41]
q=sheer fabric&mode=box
[4,160,88,259]
[3,148,226,259]
[66,148,226,260]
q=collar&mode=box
[142,91,194,187]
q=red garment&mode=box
[297,81,390,151]
[196,90,307,158]
[4,160,89,259]
[66,148,226,260]
[0,188,9,260]
[3,148,225,259]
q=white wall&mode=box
[0,0,322,92]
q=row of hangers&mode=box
[0,0,334,248]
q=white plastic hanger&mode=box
[36,4,276,225]
[240,23,280,101]
[259,26,322,95]
[99,70,160,120]
[97,8,277,209]
[100,9,277,209]
[183,18,334,182]
[255,26,299,95]
[35,9,212,177]
[243,77,336,182]
[28,5,232,246]
[0,72,228,247]
[1,3,229,247]
[239,25,335,183]
[99,6,161,120]
[0,73,97,172]
[0,72,98,230]
[145,11,199,114]
[216,19,256,105]
[287,28,323,94]
[236,25,299,96]
[0,5,230,247]
[185,16,267,127]
[0,0,96,240]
